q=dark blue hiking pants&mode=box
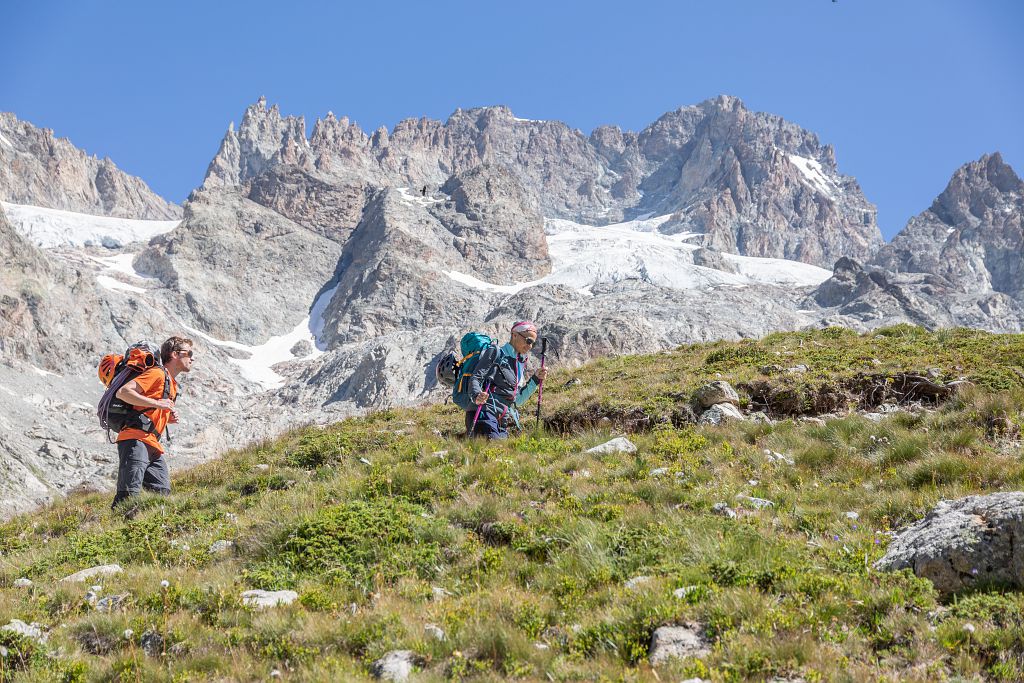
[465,407,509,439]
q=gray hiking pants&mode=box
[112,439,170,509]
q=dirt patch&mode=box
[741,372,958,417]
[544,402,689,435]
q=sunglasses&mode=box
[175,349,194,358]
[515,333,537,347]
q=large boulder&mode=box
[693,381,739,409]
[874,492,1024,596]
[648,624,710,665]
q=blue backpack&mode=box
[450,332,498,410]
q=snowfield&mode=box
[446,215,832,295]
[2,201,180,248]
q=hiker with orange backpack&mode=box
[99,336,194,511]
[465,321,547,439]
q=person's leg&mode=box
[472,408,509,440]
[111,440,149,509]
[142,447,171,495]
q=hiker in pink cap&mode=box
[466,320,547,439]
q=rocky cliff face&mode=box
[810,154,1024,332]
[872,153,1024,297]
[0,112,181,220]
[199,96,881,268]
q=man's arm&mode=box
[116,380,174,411]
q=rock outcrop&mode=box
[0,112,180,219]
[875,492,1024,596]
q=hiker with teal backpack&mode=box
[449,321,547,439]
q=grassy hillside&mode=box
[2,325,1024,682]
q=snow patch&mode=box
[97,275,147,294]
[0,131,12,148]
[396,187,444,207]
[787,155,837,199]
[1,201,180,249]
[513,117,543,123]
[182,290,335,390]
[91,253,159,281]
[444,214,831,295]
[31,366,59,378]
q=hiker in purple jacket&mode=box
[467,321,547,439]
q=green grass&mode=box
[1,326,1024,681]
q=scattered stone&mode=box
[673,586,699,599]
[140,630,164,656]
[863,412,885,422]
[534,642,550,650]
[95,594,131,613]
[711,502,737,519]
[225,512,239,523]
[2,619,47,643]
[13,578,32,588]
[359,457,372,465]
[963,623,976,634]
[649,467,669,477]
[624,575,652,590]
[432,450,448,458]
[698,402,745,425]
[798,416,826,426]
[370,650,423,681]
[585,437,637,455]
[693,381,739,409]
[569,468,592,478]
[927,368,942,378]
[270,670,282,679]
[290,340,313,358]
[758,364,784,376]
[255,463,270,471]
[60,564,123,583]
[648,624,710,665]
[787,364,809,374]
[736,494,775,510]
[875,492,1024,596]
[240,589,299,609]
[763,449,794,465]
[424,623,446,641]
[209,540,235,555]
[748,411,773,424]
[563,378,581,388]
[845,511,860,521]
[431,586,452,601]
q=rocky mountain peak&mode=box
[929,152,1023,227]
[0,112,180,219]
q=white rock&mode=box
[370,650,421,681]
[209,540,235,554]
[736,494,775,510]
[255,463,270,471]
[431,586,452,601]
[673,586,699,599]
[585,437,637,454]
[845,511,860,520]
[13,578,32,588]
[698,403,745,425]
[711,502,737,518]
[963,623,976,634]
[650,467,669,477]
[424,623,446,641]
[624,575,652,590]
[240,589,298,609]
[648,624,710,665]
[2,619,47,643]
[60,564,123,583]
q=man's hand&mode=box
[474,391,489,405]
[155,398,175,411]
[169,408,180,424]
[535,367,548,382]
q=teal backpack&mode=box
[447,332,497,410]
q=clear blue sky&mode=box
[2,0,1021,240]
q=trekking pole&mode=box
[535,337,547,429]
[470,382,491,436]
